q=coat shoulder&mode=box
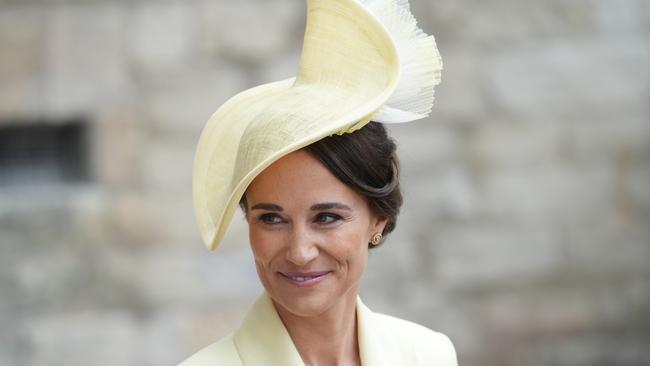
[373,312,458,366]
[177,333,242,366]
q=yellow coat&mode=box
[179,293,457,365]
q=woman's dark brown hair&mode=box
[240,122,403,247]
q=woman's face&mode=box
[244,149,386,317]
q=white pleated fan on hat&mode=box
[361,0,443,123]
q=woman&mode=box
[183,0,455,364]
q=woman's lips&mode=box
[278,271,331,287]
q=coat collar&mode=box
[232,292,390,366]
[233,293,304,365]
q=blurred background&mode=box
[1,0,648,365]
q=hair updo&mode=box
[240,122,403,248]
[305,122,402,247]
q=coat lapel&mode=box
[357,297,392,366]
[233,293,392,366]
[233,293,305,366]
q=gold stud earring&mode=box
[370,233,383,246]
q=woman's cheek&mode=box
[249,228,286,262]
[327,231,362,260]
[249,228,280,260]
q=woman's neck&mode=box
[273,289,360,366]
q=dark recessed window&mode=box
[0,118,90,187]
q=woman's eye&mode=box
[315,213,341,224]
[259,213,284,224]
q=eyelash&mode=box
[258,213,284,225]
[257,213,342,225]
[315,213,342,224]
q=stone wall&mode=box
[0,0,648,365]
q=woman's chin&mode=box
[271,289,336,318]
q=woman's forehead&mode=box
[246,150,363,208]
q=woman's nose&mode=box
[285,224,319,266]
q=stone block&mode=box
[92,104,144,190]
[128,1,196,75]
[389,122,463,173]
[0,78,41,118]
[566,115,650,161]
[389,123,479,221]
[132,245,261,307]
[12,245,78,302]
[432,223,562,285]
[529,330,650,366]
[479,287,600,337]
[566,225,650,275]
[108,193,197,247]
[401,165,480,221]
[478,162,614,223]
[19,311,139,365]
[258,48,301,84]
[142,64,249,133]
[0,184,108,252]
[469,121,562,169]
[42,3,130,117]
[198,0,303,62]
[140,307,256,365]
[0,7,44,117]
[172,304,254,361]
[107,187,248,250]
[139,309,188,365]
[363,235,424,291]
[593,0,647,35]
[486,38,649,120]
[138,134,195,193]
[427,48,487,121]
[0,7,43,81]
[625,162,650,213]
[421,0,596,46]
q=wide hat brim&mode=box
[193,0,441,251]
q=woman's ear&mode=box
[371,215,389,235]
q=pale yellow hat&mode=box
[193,0,443,251]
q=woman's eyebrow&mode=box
[310,202,352,211]
[250,203,283,211]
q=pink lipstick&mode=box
[278,271,331,287]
